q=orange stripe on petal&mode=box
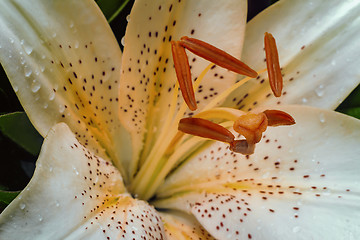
[178,118,235,144]
[180,36,258,78]
[264,32,283,97]
[171,41,197,111]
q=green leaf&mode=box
[337,84,360,109]
[338,107,360,119]
[0,112,43,156]
[96,0,131,23]
[0,190,19,205]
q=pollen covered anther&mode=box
[178,117,235,143]
[264,32,283,97]
[171,40,197,111]
[263,109,296,126]
[179,36,258,78]
[233,113,268,145]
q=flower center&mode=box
[130,33,295,201]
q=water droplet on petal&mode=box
[315,84,324,97]
[24,45,33,55]
[59,104,65,113]
[20,57,26,65]
[301,97,308,103]
[293,226,301,233]
[49,91,55,101]
[31,80,41,93]
[319,113,326,123]
[73,167,79,175]
[19,203,26,210]
[126,14,130,22]
[121,36,125,46]
[13,85,19,93]
[24,65,32,77]
[38,215,43,222]
[55,201,60,207]
[52,32,57,38]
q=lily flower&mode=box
[0,0,360,239]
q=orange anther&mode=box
[171,40,197,111]
[233,113,268,144]
[178,117,235,143]
[180,36,258,78]
[264,32,283,97]
[263,110,295,126]
[229,140,255,155]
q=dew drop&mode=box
[126,14,130,22]
[10,38,14,44]
[69,21,74,28]
[293,226,301,233]
[121,36,125,46]
[31,80,41,93]
[52,32,57,38]
[19,203,26,210]
[24,65,32,77]
[318,113,326,123]
[301,97,308,103]
[55,201,60,207]
[73,167,79,175]
[74,40,79,49]
[24,45,33,55]
[262,172,270,179]
[315,84,324,97]
[13,85,19,93]
[49,166,53,172]
[38,215,43,222]
[59,104,65,113]
[49,91,55,101]
[20,57,26,65]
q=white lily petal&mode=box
[0,0,131,179]
[224,0,360,111]
[160,211,215,240]
[0,123,164,240]
[119,0,247,175]
[154,105,360,239]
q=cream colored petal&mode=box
[0,123,164,240]
[223,0,360,111]
[119,0,248,176]
[155,105,360,239]
[0,0,131,179]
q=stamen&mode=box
[171,40,197,111]
[233,113,268,144]
[264,32,283,97]
[263,110,296,126]
[178,117,235,143]
[180,36,258,78]
[230,140,255,155]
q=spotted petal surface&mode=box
[0,0,130,179]
[223,0,360,111]
[0,123,164,240]
[119,0,248,175]
[161,211,215,240]
[155,106,360,239]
